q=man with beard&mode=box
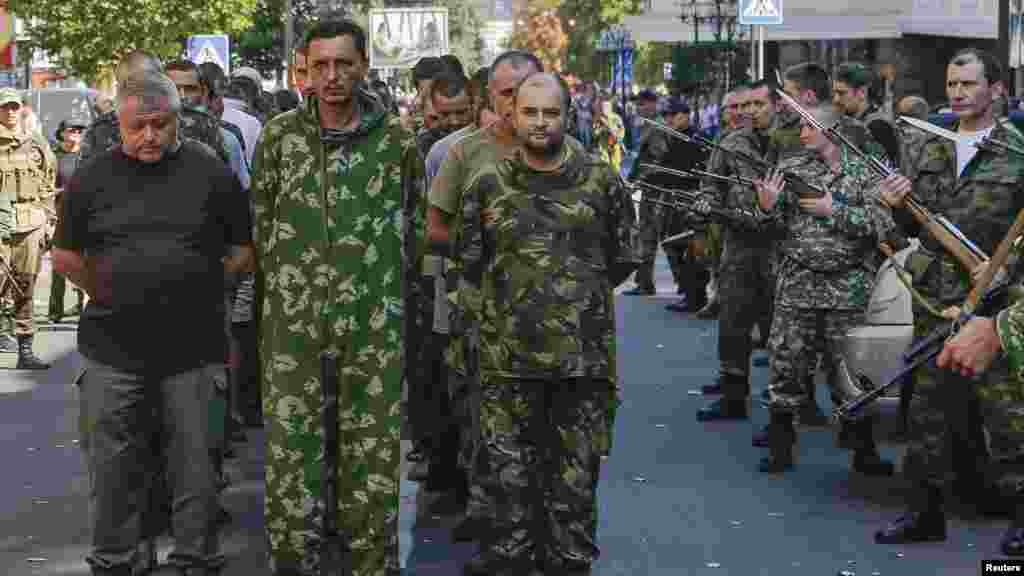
[425,50,543,543]
[405,69,475,490]
[873,48,1024,554]
[623,88,670,295]
[457,71,638,575]
[694,80,778,422]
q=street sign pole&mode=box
[739,0,782,81]
[758,25,764,80]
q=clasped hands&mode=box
[754,170,834,217]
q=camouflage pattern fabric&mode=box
[901,119,1024,489]
[762,151,894,311]
[700,127,776,390]
[766,307,864,415]
[770,107,887,165]
[592,108,625,175]
[457,138,638,568]
[78,107,231,168]
[630,115,671,289]
[251,88,408,576]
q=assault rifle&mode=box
[635,116,827,198]
[320,349,351,576]
[776,89,990,274]
[627,178,761,227]
[835,205,1024,421]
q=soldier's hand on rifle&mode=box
[941,306,962,319]
[877,173,912,209]
[755,169,784,210]
[936,316,1002,377]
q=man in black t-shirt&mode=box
[52,70,253,576]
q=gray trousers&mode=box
[78,356,220,571]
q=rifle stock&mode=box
[965,207,1024,312]
[906,201,987,273]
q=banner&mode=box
[369,8,449,69]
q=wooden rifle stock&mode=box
[965,207,1024,312]
[904,199,987,274]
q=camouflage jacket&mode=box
[629,115,670,180]
[0,125,55,238]
[762,149,895,310]
[895,125,956,240]
[78,107,231,168]
[771,107,887,165]
[699,126,775,257]
[855,104,903,170]
[998,297,1024,383]
[458,138,639,381]
[909,119,1024,306]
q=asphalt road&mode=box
[1,253,1017,576]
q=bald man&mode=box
[457,71,638,574]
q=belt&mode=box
[12,199,40,204]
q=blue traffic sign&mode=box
[739,0,783,26]
[187,35,230,76]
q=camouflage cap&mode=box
[0,88,21,107]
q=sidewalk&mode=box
[0,257,270,575]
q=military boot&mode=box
[701,375,723,395]
[874,482,946,544]
[1001,495,1024,555]
[752,424,770,447]
[16,335,50,370]
[695,298,719,319]
[0,333,14,353]
[849,416,894,477]
[759,412,796,473]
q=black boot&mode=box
[702,376,723,395]
[1001,497,1024,555]
[697,397,747,421]
[759,412,795,473]
[797,402,829,427]
[695,298,719,319]
[16,335,49,370]
[875,482,946,543]
[850,416,894,477]
[0,333,14,353]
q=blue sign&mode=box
[187,35,230,75]
[739,0,783,26]
[622,49,633,86]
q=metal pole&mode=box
[285,0,294,89]
[750,25,756,81]
[757,25,764,80]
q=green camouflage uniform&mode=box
[251,88,410,575]
[899,119,1024,491]
[760,150,895,416]
[704,126,735,288]
[700,125,776,400]
[78,107,231,168]
[457,137,638,571]
[771,107,886,164]
[629,115,670,291]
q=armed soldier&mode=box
[874,48,1024,549]
[0,89,54,369]
[697,87,748,320]
[49,117,89,324]
[754,103,897,474]
[693,80,777,422]
[623,89,670,296]
[833,62,903,168]
[79,51,230,168]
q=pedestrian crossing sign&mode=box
[739,0,783,26]
[187,35,230,76]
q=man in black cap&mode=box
[651,100,711,312]
[624,89,670,295]
[49,117,89,323]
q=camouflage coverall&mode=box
[252,89,408,575]
[760,151,894,418]
[700,126,776,400]
[899,119,1024,493]
[458,139,638,571]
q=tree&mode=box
[9,0,260,83]
[506,1,568,73]
[559,0,645,83]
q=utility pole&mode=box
[284,0,293,89]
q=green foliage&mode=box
[9,0,260,83]
[507,2,568,73]
[558,0,644,83]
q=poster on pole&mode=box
[369,8,449,69]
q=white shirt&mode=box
[956,124,995,178]
[222,100,263,168]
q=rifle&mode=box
[776,89,990,274]
[627,179,761,227]
[835,205,1024,421]
[320,349,351,576]
[635,116,828,198]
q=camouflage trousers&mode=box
[0,227,45,335]
[634,191,664,290]
[902,312,1024,491]
[467,376,610,571]
[717,247,775,399]
[766,306,863,417]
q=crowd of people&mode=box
[11,12,1024,576]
